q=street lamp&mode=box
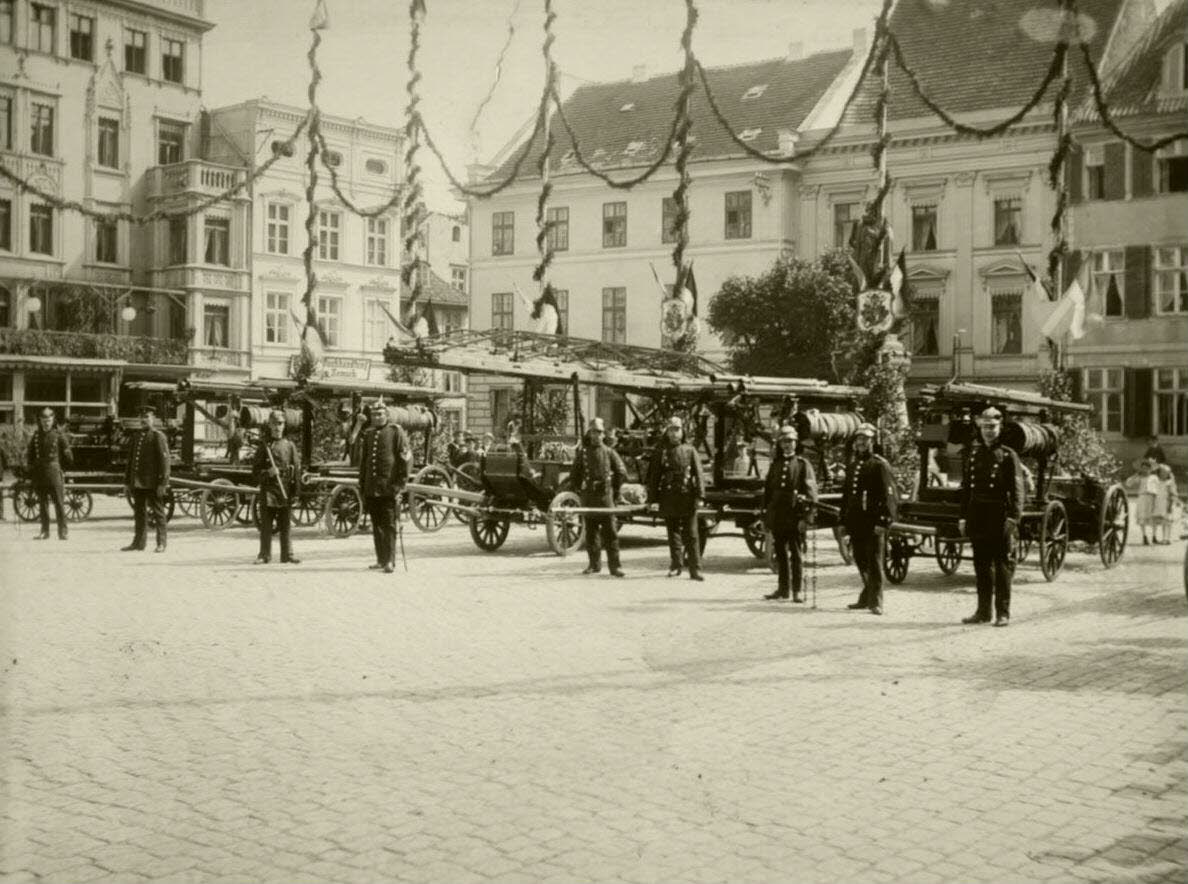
[120,305,137,322]
[25,296,42,314]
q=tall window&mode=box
[602,202,627,248]
[316,296,341,347]
[203,304,230,348]
[0,284,9,327]
[450,265,467,293]
[95,219,118,264]
[602,287,626,343]
[366,217,388,266]
[0,95,11,149]
[266,203,289,254]
[0,0,12,45]
[911,204,938,251]
[990,291,1022,355]
[451,224,461,242]
[993,197,1022,246]
[492,211,514,255]
[264,292,290,344]
[724,191,752,239]
[69,14,93,61]
[1084,368,1123,434]
[30,4,54,53]
[1085,145,1106,200]
[30,103,54,156]
[97,118,119,168]
[546,206,569,251]
[203,216,230,266]
[662,197,679,244]
[30,204,53,254]
[157,121,185,164]
[1158,156,1188,193]
[0,198,11,251]
[1155,368,1188,437]
[365,300,388,350]
[162,38,184,84]
[834,202,859,249]
[168,217,187,265]
[1091,250,1125,318]
[491,292,513,330]
[1154,245,1188,314]
[125,29,147,74]
[317,210,340,260]
[909,297,940,356]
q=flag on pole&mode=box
[649,262,670,300]
[682,262,699,317]
[379,302,412,337]
[888,248,908,319]
[1019,252,1056,336]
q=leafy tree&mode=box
[1037,370,1122,483]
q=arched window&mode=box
[451,225,461,242]
[365,158,387,175]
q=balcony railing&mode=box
[190,346,250,369]
[150,266,250,293]
[147,160,246,201]
[0,328,189,365]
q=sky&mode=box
[201,0,884,210]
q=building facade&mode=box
[0,0,258,424]
[424,208,468,297]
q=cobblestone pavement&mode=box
[1,501,1185,884]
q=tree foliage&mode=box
[1037,370,1122,483]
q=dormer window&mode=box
[739,127,762,142]
[620,102,636,112]
[742,84,768,101]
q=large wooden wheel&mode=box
[64,488,93,521]
[176,489,200,518]
[1038,499,1069,582]
[545,490,584,556]
[935,538,963,575]
[12,483,40,522]
[1097,483,1129,570]
[882,533,912,585]
[324,484,363,538]
[469,513,510,551]
[408,465,453,534]
[290,487,325,526]
[453,462,482,524]
[833,525,854,565]
[199,479,239,530]
[743,521,767,559]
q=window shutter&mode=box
[1066,142,1083,204]
[1103,142,1126,200]
[1123,245,1150,318]
[1124,367,1153,438]
[1131,141,1154,197]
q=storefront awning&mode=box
[121,362,200,379]
[0,354,125,374]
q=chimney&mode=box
[852,28,868,54]
[777,128,798,157]
[631,64,648,83]
[786,41,804,62]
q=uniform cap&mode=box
[137,405,156,416]
[778,424,798,440]
[268,409,287,424]
[38,407,55,418]
[855,422,877,437]
[977,406,1004,424]
[667,416,683,430]
[589,417,606,432]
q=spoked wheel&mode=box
[234,497,255,525]
[409,465,453,534]
[833,525,853,565]
[1097,483,1129,570]
[1039,500,1069,582]
[290,488,325,527]
[199,479,239,530]
[935,538,963,575]
[470,513,510,551]
[64,488,93,521]
[743,521,767,559]
[882,533,912,585]
[324,484,363,538]
[13,484,40,522]
[545,490,584,556]
[1017,534,1033,563]
[454,463,482,524]
[176,489,200,518]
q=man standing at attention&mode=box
[26,407,72,540]
[123,406,171,553]
[840,423,898,616]
[570,417,627,578]
[355,399,411,574]
[958,406,1025,627]
[763,424,818,602]
[647,416,705,581]
[253,409,301,565]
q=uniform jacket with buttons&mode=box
[569,437,627,508]
[840,452,898,534]
[763,452,818,530]
[960,439,1025,534]
[647,438,705,517]
[355,423,411,498]
[252,435,301,508]
[125,428,171,490]
[26,427,72,490]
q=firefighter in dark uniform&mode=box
[762,424,819,601]
[253,409,302,565]
[840,422,898,615]
[647,416,706,581]
[958,405,1025,627]
[122,405,171,553]
[355,398,411,574]
[570,416,627,577]
[26,407,73,540]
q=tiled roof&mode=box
[843,0,1126,125]
[418,270,469,308]
[1081,0,1188,119]
[489,49,853,182]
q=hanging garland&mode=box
[669,0,699,288]
[531,0,559,287]
[1046,0,1074,287]
[400,0,429,307]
